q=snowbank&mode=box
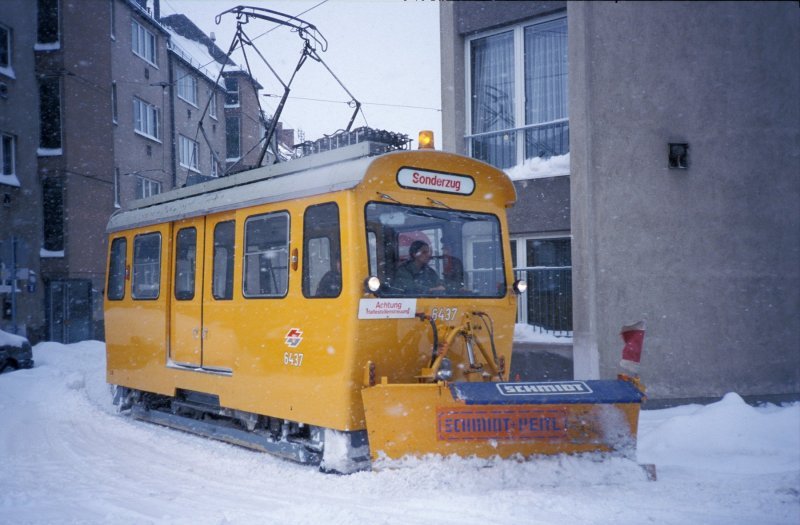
[0,341,797,524]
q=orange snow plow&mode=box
[362,320,647,463]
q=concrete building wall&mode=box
[60,0,115,338]
[0,2,45,340]
[569,1,800,399]
[442,0,800,401]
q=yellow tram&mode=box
[105,135,644,472]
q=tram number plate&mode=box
[430,307,458,322]
[283,352,304,367]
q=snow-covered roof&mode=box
[166,29,225,87]
[0,329,28,348]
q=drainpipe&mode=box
[168,60,177,189]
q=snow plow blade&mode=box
[361,379,645,462]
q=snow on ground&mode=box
[1,341,798,524]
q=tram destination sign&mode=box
[397,168,475,196]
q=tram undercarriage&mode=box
[113,386,370,474]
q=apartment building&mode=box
[0,0,270,343]
[440,1,799,402]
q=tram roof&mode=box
[106,141,515,233]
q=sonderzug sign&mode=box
[396,168,475,195]
[437,406,567,442]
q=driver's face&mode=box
[415,245,431,264]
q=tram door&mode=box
[169,214,237,372]
[170,218,205,367]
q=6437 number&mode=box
[283,352,304,367]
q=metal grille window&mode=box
[131,19,156,65]
[467,14,568,169]
[132,233,161,300]
[512,236,572,335]
[243,212,289,298]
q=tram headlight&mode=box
[436,357,453,381]
[365,276,382,293]
[513,279,528,294]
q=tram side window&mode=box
[212,221,235,300]
[107,237,127,300]
[132,233,161,300]
[303,203,342,298]
[243,212,289,298]
[174,227,196,300]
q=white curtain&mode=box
[470,30,515,134]
[525,18,568,125]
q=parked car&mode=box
[0,329,34,372]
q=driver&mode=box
[394,241,445,294]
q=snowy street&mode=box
[1,342,798,524]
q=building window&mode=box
[210,151,219,177]
[179,135,199,171]
[467,15,568,169]
[224,77,239,107]
[42,177,64,252]
[111,81,118,123]
[176,67,198,106]
[132,232,161,300]
[243,212,289,298]
[226,115,240,160]
[209,90,217,119]
[36,0,60,48]
[0,24,13,78]
[1,133,15,178]
[131,19,156,65]
[511,236,572,335]
[38,76,62,152]
[109,0,116,40]
[133,97,160,140]
[113,167,120,208]
[136,175,160,199]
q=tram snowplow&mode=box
[361,314,646,463]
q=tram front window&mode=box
[365,202,506,298]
